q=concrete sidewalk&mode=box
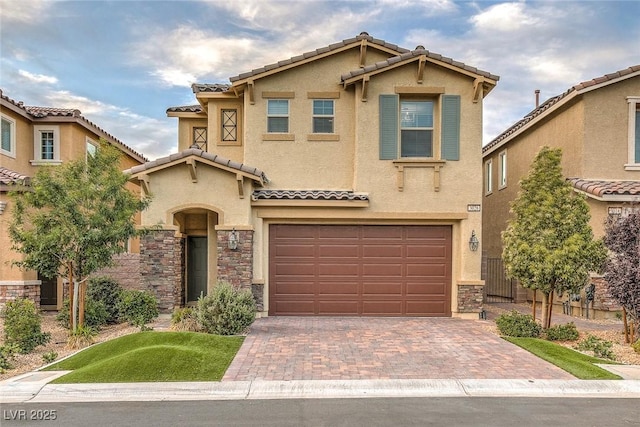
[2,371,640,403]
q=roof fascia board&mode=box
[230,41,398,87]
[0,100,32,120]
[571,187,640,202]
[128,155,264,185]
[342,56,423,86]
[166,111,204,118]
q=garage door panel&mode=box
[318,282,359,295]
[362,282,402,295]
[317,301,359,314]
[406,264,447,277]
[269,225,451,316]
[362,245,403,258]
[318,244,359,258]
[362,263,403,277]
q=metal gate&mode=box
[484,258,515,302]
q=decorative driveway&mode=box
[223,317,574,381]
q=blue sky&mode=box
[1,0,638,160]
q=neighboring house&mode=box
[482,65,640,316]
[0,89,147,310]
[126,32,499,317]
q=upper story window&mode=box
[267,100,289,133]
[31,125,61,165]
[379,94,460,161]
[626,96,640,170]
[221,110,237,142]
[86,138,97,159]
[485,159,493,195]
[498,150,507,188]
[1,114,16,157]
[193,127,207,150]
[312,100,334,133]
[400,100,433,157]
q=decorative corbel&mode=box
[236,173,244,199]
[186,158,197,183]
[139,174,150,196]
[417,55,426,83]
[473,78,483,103]
[248,80,255,105]
[359,39,368,68]
[361,76,369,102]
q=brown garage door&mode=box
[269,225,452,316]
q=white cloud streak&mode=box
[18,69,58,84]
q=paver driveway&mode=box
[223,317,574,381]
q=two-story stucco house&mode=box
[482,65,640,316]
[126,32,499,317]
[0,89,147,310]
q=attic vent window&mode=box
[222,109,237,142]
[192,127,207,150]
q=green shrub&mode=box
[495,310,542,338]
[0,343,20,373]
[197,281,256,335]
[66,325,97,349]
[545,322,579,341]
[575,334,616,360]
[118,290,159,329]
[1,298,51,354]
[42,351,58,364]
[631,339,640,354]
[87,277,123,323]
[170,307,200,332]
[56,298,109,330]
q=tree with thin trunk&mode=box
[502,146,606,329]
[603,208,640,343]
[9,141,151,333]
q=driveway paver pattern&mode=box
[223,317,574,381]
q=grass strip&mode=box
[504,337,622,380]
[43,331,243,383]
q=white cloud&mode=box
[18,69,58,84]
[0,0,52,23]
[471,2,542,32]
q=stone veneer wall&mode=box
[591,276,622,312]
[92,253,142,290]
[217,229,253,290]
[0,282,40,309]
[457,284,483,313]
[140,230,183,312]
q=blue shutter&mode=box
[635,110,640,163]
[379,95,398,160]
[441,95,461,160]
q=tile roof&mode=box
[0,167,30,187]
[191,83,231,93]
[252,189,369,201]
[484,65,640,154]
[166,105,203,113]
[124,148,268,184]
[341,47,499,82]
[229,32,409,83]
[568,178,640,199]
[0,89,148,163]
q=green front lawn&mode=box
[504,337,622,380]
[43,331,244,383]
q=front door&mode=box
[39,273,57,309]
[187,236,208,303]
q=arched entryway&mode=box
[172,207,219,305]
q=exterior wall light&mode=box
[228,228,239,250]
[469,230,479,252]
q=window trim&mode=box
[399,98,435,158]
[485,158,493,195]
[31,125,61,165]
[266,99,290,134]
[312,99,335,134]
[1,114,16,158]
[625,96,640,170]
[192,126,208,150]
[498,150,507,189]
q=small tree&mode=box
[9,141,151,332]
[603,208,640,342]
[502,147,606,329]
